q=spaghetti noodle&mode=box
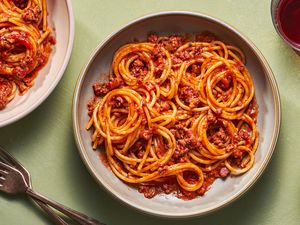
[0,0,55,109]
[87,34,259,199]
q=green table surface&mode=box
[1,0,300,224]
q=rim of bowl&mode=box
[0,0,75,128]
[72,11,281,218]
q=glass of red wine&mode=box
[271,0,300,52]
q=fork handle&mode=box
[26,188,105,225]
[34,199,68,225]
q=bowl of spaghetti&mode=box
[73,11,280,217]
[0,0,74,127]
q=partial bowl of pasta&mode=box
[0,0,74,127]
[72,11,280,218]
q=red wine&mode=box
[277,0,300,47]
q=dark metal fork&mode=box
[0,146,68,225]
[0,148,105,225]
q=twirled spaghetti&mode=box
[0,0,55,109]
[87,34,259,199]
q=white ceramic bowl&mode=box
[0,0,74,127]
[73,11,280,218]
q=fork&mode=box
[0,159,105,225]
[0,146,68,225]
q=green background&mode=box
[1,0,300,224]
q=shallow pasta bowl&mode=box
[72,11,280,218]
[0,0,74,127]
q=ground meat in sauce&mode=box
[93,82,109,96]
[87,97,99,116]
[128,138,150,159]
[93,78,123,96]
[174,45,203,62]
[137,179,179,199]
[0,36,14,52]
[151,44,166,76]
[0,77,13,109]
[13,0,28,9]
[139,127,155,140]
[170,124,202,162]
[133,108,255,199]
[219,167,230,177]
[162,36,186,53]
[147,34,158,43]
[0,32,37,78]
[130,58,148,78]
[91,34,259,200]
[0,0,54,110]
[196,176,215,196]
[237,129,251,144]
[208,126,229,148]
[142,81,155,92]
[247,99,259,122]
[190,63,202,74]
[178,85,202,108]
[218,73,233,90]
[22,5,41,24]
[46,35,57,45]
[138,185,157,198]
